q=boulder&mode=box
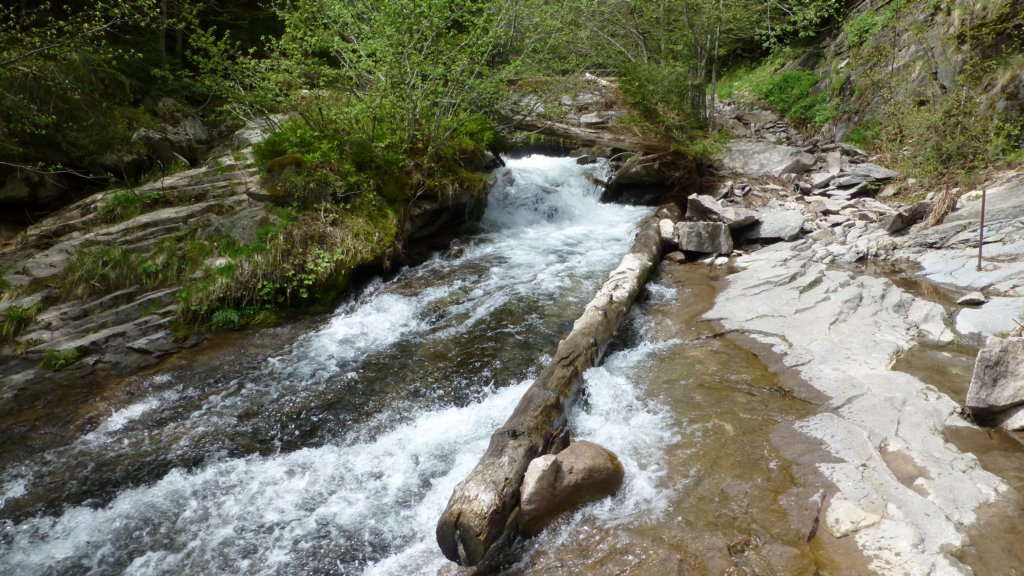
[775,152,816,176]
[825,150,843,175]
[966,337,1024,417]
[675,221,734,254]
[132,127,189,167]
[685,194,719,221]
[807,197,845,215]
[720,140,801,176]
[834,174,871,188]
[741,211,805,242]
[686,195,757,229]
[715,116,749,136]
[664,251,687,263]
[881,200,932,233]
[518,440,624,537]
[711,180,734,200]
[737,109,778,124]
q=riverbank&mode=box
[691,106,1024,574]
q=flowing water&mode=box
[0,155,661,575]
[5,155,1024,576]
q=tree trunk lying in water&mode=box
[436,205,680,569]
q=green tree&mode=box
[0,1,156,169]
[195,0,530,206]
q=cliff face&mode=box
[765,0,1024,179]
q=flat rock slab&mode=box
[912,240,1024,296]
[742,211,805,242]
[851,163,898,180]
[966,336,1024,416]
[955,297,1024,336]
[719,140,801,177]
[707,241,1007,576]
[945,171,1024,224]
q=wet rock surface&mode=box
[702,104,1024,575]
[518,440,625,537]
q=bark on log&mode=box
[436,209,675,568]
[514,117,669,153]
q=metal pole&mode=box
[977,188,987,271]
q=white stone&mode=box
[907,300,955,343]
[955,297,1024,336]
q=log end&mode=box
[436,510,488,566]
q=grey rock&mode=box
[716,116,749,136]
[945,172,1024,224]
[686,194,756,228]
[712,180,733,200]
[776,152,817,176]
[720,140,801,177]
[907,300,954,343]
[675,221,734,254]
[1000,405,1024,431]
[957,292,988,306]
[966,337,1024,417]
[852,163,897,181]
[809,172,836,189]
[807,197,846,215]
[826,150,843,176]
[881,200,932,233]
[838,143,868,159]
[132,127,184,166]
[685,194,724,222]
[955,297,1024,337]
[742,211,805,242]
[722,207,759,229]
[519,440,624,536]
[738,109,778,124]
[207,205,278,246]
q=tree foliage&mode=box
[0,1,155,166]
[192,0,545,210]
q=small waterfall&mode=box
[0,156,676,575]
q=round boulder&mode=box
[518,440,624,537]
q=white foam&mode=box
[82,396,168,443]
[0,383,530,576]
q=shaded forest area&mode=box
[1,0,849,217]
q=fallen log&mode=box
[436,205,679,568]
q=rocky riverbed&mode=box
[679,105,1024,575]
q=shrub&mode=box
[209,308,242,331]
[845,11,880,48]
[1,303,39,343]
[844,120,883,149]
